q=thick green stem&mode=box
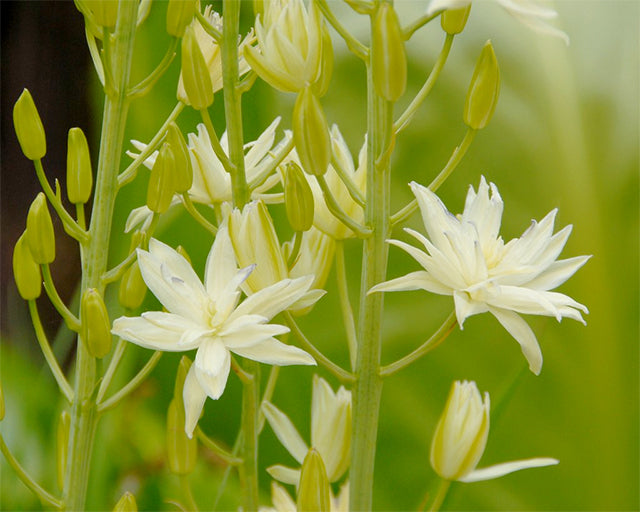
[238,362,259,511]
[62,3,138,510]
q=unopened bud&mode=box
[13,232,42,300]
[81,288,112,358]
[147,143,176,213]
[26,193,55,264]
[13,89,46,160]
[464,41,500,130]
[372,3,407,102]
[167,398,198,474]
[113,492,138,512]
[311,27,334,98]
[293,88,330,176]
[180,24,214,109]
[119,261,147,310]
[174,356,192,398]
[166,0,197,37]
[57,410,70,491]
[166,123,193,193]
[87,0,118,28]
[441,4,471,35]
[284,162,314,232]
[297,449,331,512]
[66,127,93,204]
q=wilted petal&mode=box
[460,457,559,482]
[489,307,542,374]
[262,401,308,464]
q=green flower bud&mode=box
[293,88,330,177]
[441,4,472,35]
[147,143,176,214]
[167,398,198,475]
[166,0,197,37]
[57,410,70,491]
[372,3,407,102]
[13,89,46,160]
[284,162,314,232]
[166,123,193,193]
[113,492,138,512]
[174,356,192,398]
[464,41,500,130]
[180,24,214,109]
[118,261,147,310]
[13,232,42,300]
[66,127,93,204]
[26,193,55,264]
[296,449,331,512]
[311,27,334,98]
[80,288,112,358]
[87,0,118,28]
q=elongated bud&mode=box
[26,193,55,264]
[441,4,471,34]
[293,88,330,176]
[166,0,197,37]
[87,0,118,28]
[81,288,112,358]
[66,128,93,204]
[284,162,314,232]
[180,24,214,109]
[57,410,70,491]
[174,356,192,398]
[13,232,42,300]
[167,399,198,474]
[297,449,331,512]
[113,492,138,512]
[119,262,147,310]
[311,27,334,98]
[13,89,46,160]
[166,123,193,193]
[464,41,500,130]
[147,143,176,213]
[372,3,407,102]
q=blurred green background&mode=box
[1,1,638,510]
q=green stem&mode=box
[196,427,243,465]
[428,478,451,512]
[63,3,139,510]
[317,174,371,238]
[41,265,81,332]
[258,366,280,432]
[196,9,222,41]
[238,362,259,512]
[181,193,218,235]
[335,241,358,371]
[180,474,199,512]
[287,231,303,269]
[200,107,234,173]
[96,338,127,403]
[331,153,366,207]
[316,0,368,60]
[128,37,178,99]
[402,10,443,40]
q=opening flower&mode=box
[370,177,589,374]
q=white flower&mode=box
[111,231,316,437]
[262,375,351,484]
[370,177,589,374]
[259,481,349,512]
[431,380,558,482]
[426,0,569,44]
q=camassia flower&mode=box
[370,177,589,374]
[112,232,317,437]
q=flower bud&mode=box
[80,288,112,358]
[13,89,46,160]
[113,492,137,512]
[57,410,70,491]
[147,143,176,214]
[464,41,500,130]
[372,3,407,102]
[26,193,55,264]
[296,449,331,512]
[166,0,197,37]
[118,261,147,310]
[441,4,472,35]
[13,232,42,300]
[66,127,93,204]
[293,88,331,177]
[284,162,314,232]
[87,0,118,28]
[167,398,198,475]
[430,381,490,481]
[166,123,193,193]
[311,27,334,98]
[180,24,214,109]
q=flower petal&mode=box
[489,307,543,374]
[266,464,301,486]
[231,337,316,366]
[526,255,591,291]
[183,365,207,439]
[262,401,308,464]
[194,339,231,399]
[460,457,559,483]
[112,314,200,352]
[369,271,452,296]
[205,226,239,298]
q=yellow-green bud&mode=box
[119,261,147,310]
[13,89,46,160]
[284,162,314,232]
[293,88,330,177]
[167,398,198,475]
[80,288,112,358]
[113,492,138,512]
[66,127,93,204]
[26,193,55,264]
[87,0,118,28]
[147,143,176,213]
[296,449,331,512]
[13,232,42,300]
[180,24,214,109]
[166,0,197,37]
[464,41,500,130]
[57,410,70,491]
[176,245,192,265]
[372,3,407,102]
[166,123,193,193]
[344,0,375,15]
[174,356,192,398]
[311,27,334,98]
[441,4,471,35]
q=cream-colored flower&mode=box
[370,177,589,374]
[431,381,558,482]
[259,480,349,512]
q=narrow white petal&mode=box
[270,481,297,512]
[183,365,207,439]
[141,311,209,349]
[194,340,231,399]
[112,314,196,352]
[369,271,452,296]
[526,255,591,291]
[262,401,308,464]
[244,117,280,170]
[205,226,239,298]
[489,307,543,375]
[266,465,301,486]
[460,457,559,482]
[487,285,561,320]
[426,0,470,15]
[124,205,155,234]
[410,182,461,251]
[453,290,488,327]
[231,338,316,366]
[221,321,290,349]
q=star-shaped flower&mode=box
[370,177,589,374]
[112,230,317,437]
